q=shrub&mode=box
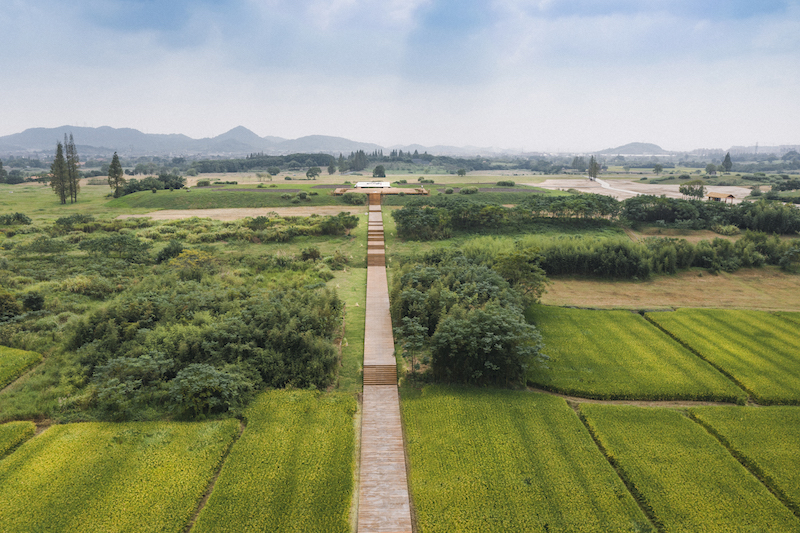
[459,187,478,195]
[0,213,32,226]
[445,188,453,194]
[297,192,308,200]
[496,180,515,187]
[0,291,21,321]
[341,192,367,205]
[155,240,184,264]
[168,363,254,417]
[21,292,44,311]
[196,179,211,187]
[281,193,292,200]
[301,247,321,262]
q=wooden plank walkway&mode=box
[358,197,413,533]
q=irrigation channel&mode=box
[357,193,414,533]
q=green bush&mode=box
[445,188,453,194]
[341,192,367,205]
[459,186,478,195]
[168,363,254,418]
[496,180,515,187]
[196,180,211,187]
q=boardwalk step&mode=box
[363,365,397,385]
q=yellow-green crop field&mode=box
[580,404,800,532]
[776,311,800,326]
[646,309,800,404]
[527,307,745,402]
[0,421,34,457]
[0,419,239,533]
[193,390,356,533]
[401,386,652,532]
[691,406,800,516]
[0,346,43,388]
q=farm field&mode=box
[542,267,800,311]
[0,346,43,389]
[192,391,356,533]
[526,307,745,402]
[0,421,34,457]
[401,386,652,532]
[580,404,800,532]
[0,419,240,533]
[691,406,800,515]
[646,309,800,404]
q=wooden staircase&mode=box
[363,364,398,386]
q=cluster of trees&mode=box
[70,273,343,419]
[118,172,186,195]
[196,153,336,174]
[50,135,81,204]
[391,251,546,385]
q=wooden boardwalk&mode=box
[358,197,413,533]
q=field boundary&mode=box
[687,412,800,520]
[529,386,740,407]
[571,402,664,533]
[184,419,247,533]
[642,314,753,403]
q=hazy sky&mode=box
[2,0,798,152]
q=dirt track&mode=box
[116,207,367,221]
[531,178,751,203]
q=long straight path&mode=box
[358,194,413,533]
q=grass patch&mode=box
[108,188,346,210]
[0,419,240,532]
[0,346,43,389]
[691,405,800,516]
[580,404,800,532]
[334,268,366,393]
[193,391,356,533]
[646,309,800,404]
[0,421,35,458]
[527,307,745,402]
[401,385,652,532]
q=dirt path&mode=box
[116,207,367,221]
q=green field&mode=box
[0,421,35,457]
[646,309,800,404]
[0,419,240,532]
[108,187,348,209]
[580,404,800,532]
[401,386,652,532]
[193,391,356,533]
[0,346,43,388]
[527,307,745,402]
[691,406,800,515]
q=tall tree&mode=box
[588,156,600,179]
[722,152,733,173]
[0,159,7,184]
[50,142,68,204]
[107,152,126,197]
[65,134,80,203]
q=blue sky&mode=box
[1,0,798,151]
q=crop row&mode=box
[0,421,34,458]
[193,390,356,533]
[647,308,800,404]
[580,404,800,532]
[0,346,42,388]
[0,419,239,532]
[527,307,744,402]
[401,386,651,532]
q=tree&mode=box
[493,249,549,305]
[705,163,717,175]
[679,179,706,199]
[653,163,663,175]
[372,165,386,178]
[722,152,733,173]
[65,134,80,203]
[588,156,600,180]
[306,166,321,180]
[7,170,25,184]
[266,166,280,177]
[571,156,586,171]
[327,163,336,175]
[457,169,466,177]
[0,159,6,183]
[50,142,69,204]
[399,316,426,377]
[107,152,126,197]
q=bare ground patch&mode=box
[531,178,751,202]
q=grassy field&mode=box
[333,267,366,393]
[108,187,352,210]
[0,346,43,389]
[526,307,745,402]
[0,421,34,458]
[646,309,800,404]
[691,406,800,516]
[401,386,652,532]
[542,267,800,311]
[580,404,800,532]
[0,419,240,532]
[193,391,356,533]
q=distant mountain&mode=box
[276,135,383,155]
[596,142,670,156]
